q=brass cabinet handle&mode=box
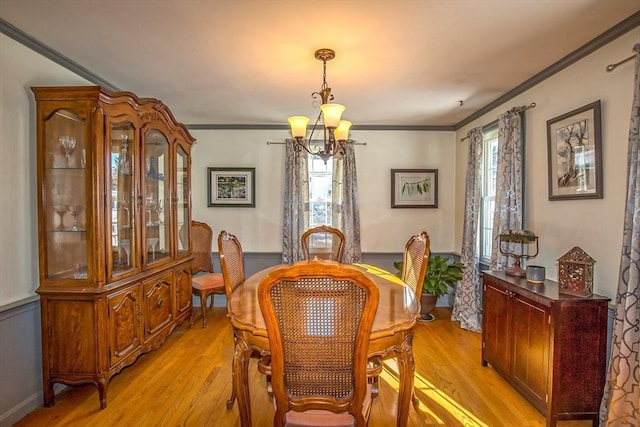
[156,296,164,307]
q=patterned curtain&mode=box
[452,127,483,332]
[332,142,362,263]
[282,140,309,264]
[490,109,524,270]
[600,44,640,425]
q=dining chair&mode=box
[218,230,267,409]
[217,230,245,303]
[370,231,430,400]
[186,220,226,328]
[400,231,431,301]
[301,225,346,263]
[258,260,380,427]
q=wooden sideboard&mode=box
[481,271,609,427]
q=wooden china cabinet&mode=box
[32,86,195,409]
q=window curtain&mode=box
[600,44,640,425]
[452,127,483,332]
[282,140,309,264]
[332,142,362,263]
[489,109,524,270]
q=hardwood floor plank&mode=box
[15,307,595,427]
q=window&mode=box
[479,126,498,263]
[308,155,333,227]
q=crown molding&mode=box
[0,18,119,91]
[455,10,640,129]
[3,10,638,131]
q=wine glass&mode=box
[59,136,77,167]
[52,205,68,230]
[145,196,156,225]
[66,204,83,231]
[120,239,131,265]
[147,238,159,260]
[120,198,130,228]
[155,199,164,225]
[119,135,130,174]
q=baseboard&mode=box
[0,392,41,427]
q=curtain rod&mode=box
[606,44,640,72]
[459,102,536,142]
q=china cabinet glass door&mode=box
[144,129,170,265]
[176,145,189,255]
[109,122,137,276]
[43,109,88,280]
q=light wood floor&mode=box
[16,308,594,427]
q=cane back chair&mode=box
[370,231,430,399]
[301,225,346,263]
[401,231,431,301]
[258,260,379,426]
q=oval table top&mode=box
[227,261,420,340]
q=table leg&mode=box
[233,334,254,427]
[396,331,416,427]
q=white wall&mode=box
[0,33,90,306]
[455,29,640,299]
[190,129,457,254]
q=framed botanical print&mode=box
[391,169,438,208]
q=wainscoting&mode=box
[0,296,42,427]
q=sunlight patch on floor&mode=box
[381,359,489,427]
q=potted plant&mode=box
[394,255,465,322]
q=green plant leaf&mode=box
[394,254,465,297]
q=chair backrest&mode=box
[401,231,431,300]
[301,225,346,263]
[258,260,379,427]
[217,230,245,301]
[190,220,215,275]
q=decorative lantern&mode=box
[557,247,595,297]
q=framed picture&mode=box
[207,167,255,207]
[391,169,438,208]
[547,100,602,200]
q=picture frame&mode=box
[207,167,255,207]
[391,169,438,208]
[547,100,602,200]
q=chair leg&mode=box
[199,292,207,328]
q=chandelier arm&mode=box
[334,141,347,156]
[307,111,323,144]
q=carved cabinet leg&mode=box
[43,380,55,407]
[97,377,109,409]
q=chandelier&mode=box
[288,48,352,163]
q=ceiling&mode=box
[1,0,639,128]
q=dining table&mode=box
[226,261,420,426]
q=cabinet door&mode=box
[482,279,512,375]
[142,271,174,340]
[175,265,192,318]
[107,284,143,367]
[143,129,171,267]
[175,143,190,257]
[41,107,91,282]
[107,122,139,280]
[512,296,549,407]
